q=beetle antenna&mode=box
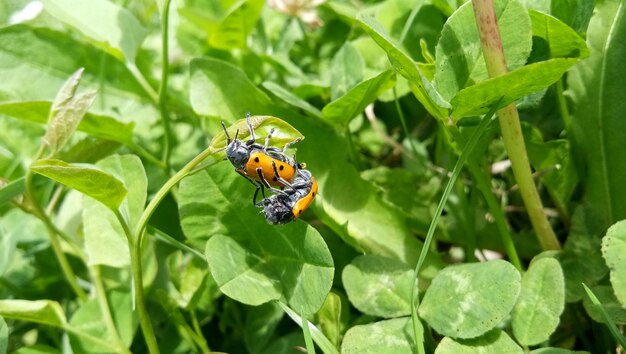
[221,121,231,144]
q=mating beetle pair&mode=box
[221,114,317,224]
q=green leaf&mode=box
[0,220,18,277]
[330,42,364,100]
[41,0,147,63]
[356,13,450,120]
[179,162,334,315]
[83,155,146,267]
[316,292,343,348]
[210,115,304,160]
[0,25,153,119]
[261,81,322,118]
[43,69,97,154]
[342,255,415,318]
[0,177,25,207]
[419,260,521,339]
[435,329,524,354]
[550,0,594,34]
[0,300,66,327]
[0,101,135,145]
[190,58,273,119]
[0,316,6,354]
[179,0,264,50]
[582,286,626,325]
[511,257,565,345]
[341,317,418,354]
[244,302,284,354]
[530,10,590,59]
[322,70,396,127]
[30,159,127,211]
[434,0,532,102]
[68,289,136,352]
[450,58,578,119]
[601,219,626,308]
[568,0,626,226]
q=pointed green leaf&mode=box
[30,159,127,210]
[435,329,523,354]
[341,317,418,354]
[512,257,565,345]
[211,115,304,160]
[530,10,590,59]
[419,260,521,339]
[0,101,134,145]
[322,70,396,127]
[43,68,97,153]
[568,0,626,225]
[179,162,333,315]
[451,58,578,119]
[262,81,322,118]
[601,219,626,308]
[342,255,415,318]
[434,0,532,102]
[41,0,147,62]
[357,13,450,120]
[330,42,364,100]
[0,300,66,327]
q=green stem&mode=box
[302,314,316,354]
[113,210,160,354]
[555,78,571,129]
[26,147,87,302]
[158,0,173,170]
[129,143,167,170]
[448,125,523,270]
[471,0,560,251]
[393,88,420,158]
[190,311,211,353]
[410,105,499,352]
[126,62,159,104]
[91,265,132,354]
[135,146,217,242]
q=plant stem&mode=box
[26,147,87,302]
[410,104,499,353]
[555,78,571,129]
[302,314,316,354]
[471,0,560,251]
[113,210,160,354]
[448,124,522,270]
[135,146,217,242]
[91,265,132,354]
[393,88,420,158]
[158,0,173,170]
[126,62,159,104]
